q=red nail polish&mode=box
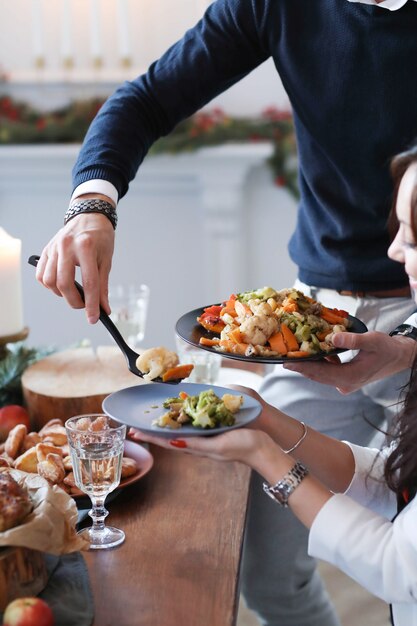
[170,439,187,448]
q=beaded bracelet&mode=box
[64,198,118,230]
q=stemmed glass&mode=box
[109,284,150,348]
[65,414,126,550]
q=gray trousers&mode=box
[241,284,416,626]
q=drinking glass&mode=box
[175,336,222,384]
[109,284,150,347]
[65,414,127,550]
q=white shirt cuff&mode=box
[70,181,119,206]
[403,311,417,328]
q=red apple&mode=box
[3,597,54,626]
[0,405,30,442]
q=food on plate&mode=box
[0,472,33,531]
[136,346,194,381]
[0,405,31,443]
[3,596,55,626]
[197,286,351,358]
[121,456,138,478]
[153,389,243,430]
[0,417,139,498]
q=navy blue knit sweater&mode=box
[73,0,417,291]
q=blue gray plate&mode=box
[102,382,262,438]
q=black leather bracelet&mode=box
[389,324,417,341]
[64,198,118,230]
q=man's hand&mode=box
[36,211,115,324]
[283,330,417,394]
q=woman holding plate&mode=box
[131,142,417,626]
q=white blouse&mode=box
[308,443,417,626]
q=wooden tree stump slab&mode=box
[21,347,141,429]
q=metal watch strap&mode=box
[389,324,417,342]
[263,461,309,507]
[64,198,118,230]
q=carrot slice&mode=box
[197,315,225,334]
[280,323,299,351]
[286,350,311,358]
[228,327,244,344]
[268,331,288,354]
[224,294,237,307]
[320,310,348,326]
[219,340,251,356]
[199,337,221,346]
[220,306,238,318]
[162,364,194,382]
[202,305,223,316]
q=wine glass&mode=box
[65,414,127,550]
[109,283,150,348]
[175,335,222,383]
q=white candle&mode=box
[89,0,102,62]
[117,0,131,61]
[61,0,73,66]
[0,228,24,337]
[31,0,44,64]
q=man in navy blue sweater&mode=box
[37,1,417,624]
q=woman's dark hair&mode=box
[384,143,417,497]
[388,144,417,242]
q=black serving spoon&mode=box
[28,255,182,384]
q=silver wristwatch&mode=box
[389,324,417,342]
[263,461,309,507]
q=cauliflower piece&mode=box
[234,300,253,324]
[248,300,273,316]
[324,325,346,347]
[152,411,182,429]
[240,313,279,346]
[222,394,243,413]
[136,346,179,381]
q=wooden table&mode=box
[84,445,252,626]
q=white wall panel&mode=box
[0,144,297,352]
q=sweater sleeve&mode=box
[308,444,417,603]
[72,0,270,198]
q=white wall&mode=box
[0,145,297,353]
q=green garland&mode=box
[0,96,299,198]
[0,343,55,407]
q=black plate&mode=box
[175,305,368,364]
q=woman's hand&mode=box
[36,211,115,324]
[283,330,417,394]
[129,426,277,472]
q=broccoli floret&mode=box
[213,402,236,427]
[162,397,184,409]
[183,389,236,429]
[237,286,278,303]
